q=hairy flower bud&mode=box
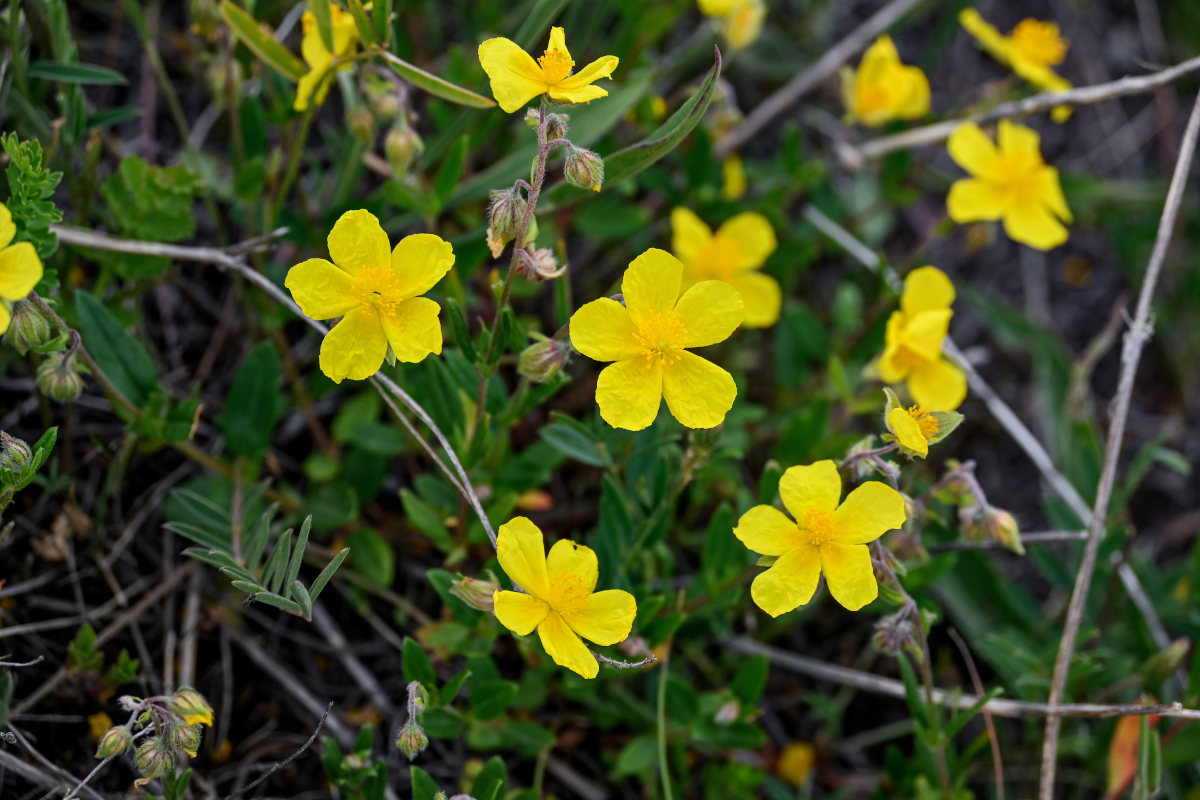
[95,725,133,759]
[5,301,54,355]
[170,722,203,757]
[449,574,500,613]
[346,107,377,143]
[0,431,33,472]
[563,146,604,192]
[36,353,84,403]
[136,737,175,778]
[545,112,569,141]
[517,337,571,384]
[487,188,527,241]
[169,686,214,727]
[385,123,424,177]
[395,721,429,759]
[872,609,920,660]
[960,505,1023,554]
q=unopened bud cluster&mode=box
[93,686,215,782]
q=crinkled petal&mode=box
[888,408,929,457]
[494,590,548,636]
[947,122,1000,179]
[318,308,388,383]
[717,212,777,270]
[569,298,641,362]
[779,460,841,519]
[546,539,598,594]
[833,481,907,544]
[997,118,1041,159]
[622,248,682,324]
[563,589,636,646]
[379,296,442,363]
[751,545,821,617]
[478,37,546,113]
[908,357,968,411]
[1003,201,1069,250]
[734,504,801,556]
[391,233,454,298]
[820,543,877,611]
[497,516,550,598]
[0,203,14,250]
[661,350,736,429]
[673,280,744,347]
[596,357,662,431]
[554,55,619,94]
[537,612,598,678]
[901,266,955,317]
[548,82,610,105]
[0,242,44,301]
[285,258,356,320]
[729,272,781,328]
[671,207,712,268]
[947,177,1008,223]
[902,308,952,362]
[328,209,390,275]
[1036,166,1073,223]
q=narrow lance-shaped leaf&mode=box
[307,0,334,52]
[344,0,375,46]
[309,546,349,603]
[220,2,307,82]
[75,290,161,409]
[28,61,127,85]
[376,49,495,109]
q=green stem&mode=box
[656,645,674,800]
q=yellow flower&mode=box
[840,35,930,127]
[0,202,44,335]
[168,686,214,728]
[492,516,637,679]
[777,741,817,787]
[295,5,360,112]
[670,208,778,328]
[877,266,966,411]
[285,209,453,383]
[959,9,1072,122]
[734,460,906,614]
[881,387,964,459]
[478,27,619,114]
[699,0,766,50]
[946,120,1072,251]
[721,153,747,200]
[570,248,744,431]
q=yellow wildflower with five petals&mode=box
[671,207,779,328]
[959,10,1072,122]
[881,387,963,459]
[285,209,453,383]
[947,120,1072,251]
[698,0,766,51]
[294,4,360,112]
[492,516,637,679]
[878,266,966,411]
[840,35,930,127]
[478,27,618,114]
[0,202,44,335]
[734,460,906,614]
[570,248,744,431]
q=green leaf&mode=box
[309,546,349,602]
[399,489,454,553]
[376,50,495,109]
[28,61,127,85]
[307,0,334,52]
[730,654,769,707]
[285,516,312,590]
[1,132,63,260]
[289,580,314,620]
[469,679,519,721]
[409,766,441,800]
[540,421,610,468]
[248,590,305,616]
[344,0,375,45]
[444,297,478,363]
[74,290,161,409]
[67,624,103,673]
[262,530,293,594]
[347,528,395,586]
[402,638,438,702]
[471,756,508,799]
[220,1,307,82]
[219,341,283,459]
[372,0,392,45]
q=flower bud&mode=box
[487,188,527,241]
[395,721,428,759]
[872,609,920,661]
[0,431,33,472]
[524,108,540,130]
[346,107,376,143]
[5,301,54,355]
[36,353,84,403]
[95,725,133,759]
[169,686,214,727]
[365,78,402,118]
[385,123,423,178]
[545,112,569,141]
[517,337,571,384]
[960,505,1023,555]
[563,146,604,192]
[136,737,175,778]
[449,574,500,613]
[170,722,203,757]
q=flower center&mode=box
[549,572,589,616]
[695,236,742,281]
[906,405,939,439]
[349,266,403,313]
[633,310,688,368]
[1010,19,1067,68]
[538,48,575,85]
[800,509,836,546]
[857,82,893,116]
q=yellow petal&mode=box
[716,212,776,270]
[778,460,841,519]
[997,119,1042,160]
[670,207,712,268]
[390,233,454,298]
[563,589,636,646]
[537,611,598,678]
[947,177,1007,223]
[318,308,388,383]
[622,248,682,324]
[819,543,877,611]
[722,0,765,50]
[893,65,931,119]
[887,408,929,457]
[877,312,910,383]
[901,266,955,317]
[730,272,781,328]
[698,0,736,16]
[661,350,736,429]
[1036,166,1073,222]
[569,297,641,362]
[328,209,390,275]
[478,37,546,114]
[0,302,10,335]
[1003,201,1069,250]
[285,258,356,320]
[958,9,1012,66]
[0,203,14,249]
[833,481,907,544]
[908,358,967,411]
[750,545,821,617]
[0,242,44,301]
[294,66,331,112]
[494,590,549,635]
[546,539,598,594]
[901,308,952,362]
[947,122,1000,179]
[380,296,442,363]
[553,55,619,99]
[497,516,551,598]
[673,280,744,347]
[721,154,747,200]
[734,504,801,556]
[546,26,569,56]
[596,357,662,431]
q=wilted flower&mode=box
[396,721,429,759]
